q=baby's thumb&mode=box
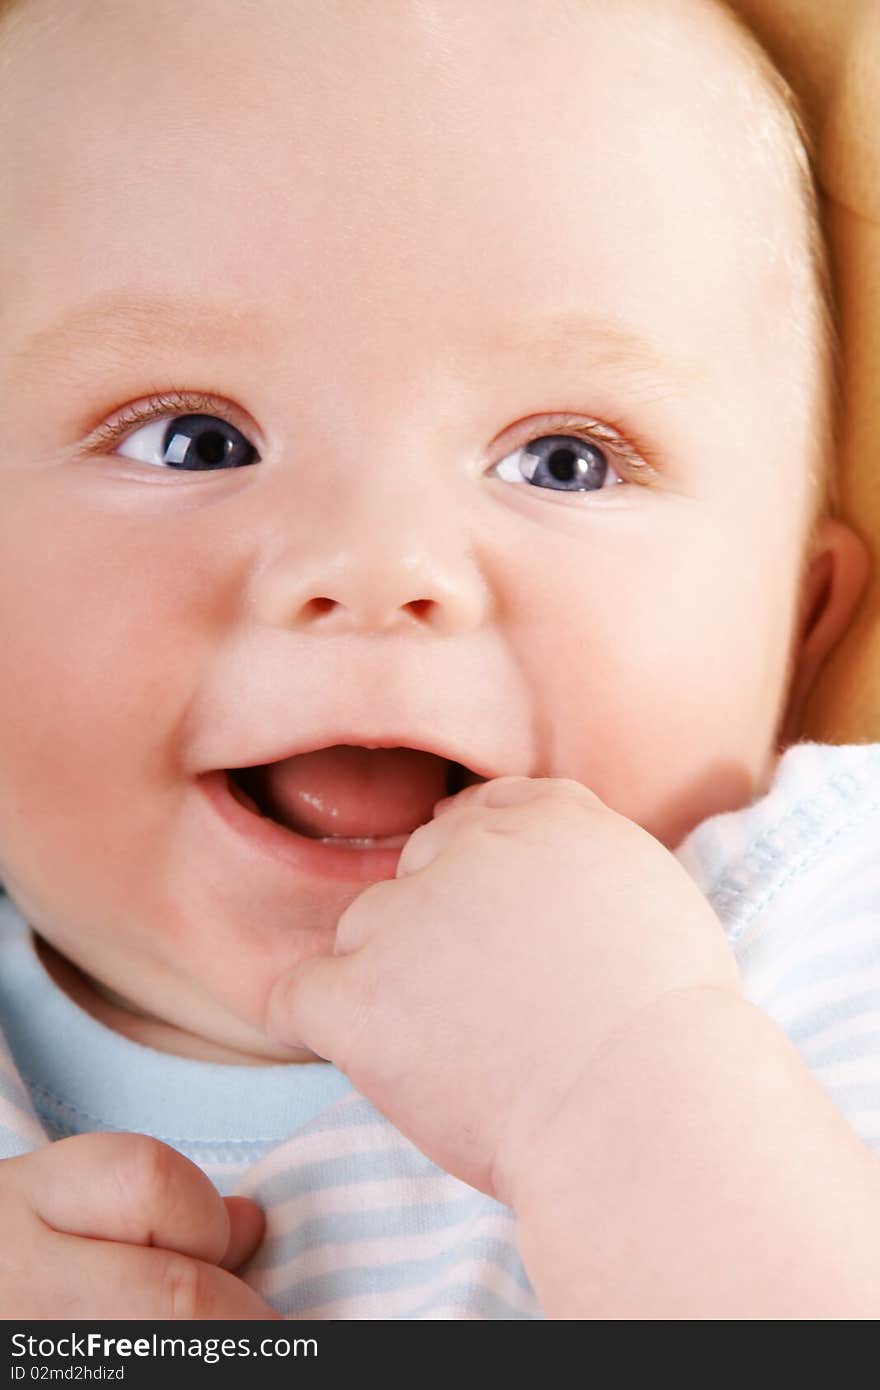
[264,953,357,1066]
[220,1195,266,1272]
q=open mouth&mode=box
[225,749,484,847]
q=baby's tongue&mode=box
[258,745,450,839]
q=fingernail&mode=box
[480,777,542,808]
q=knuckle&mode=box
[114,1133,179,1217]
[162,1253,210,1320]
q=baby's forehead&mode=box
[0,0,814,397]
[0,0,805,207]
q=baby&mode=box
[0,0,877,1319]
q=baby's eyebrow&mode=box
[5,292,270,389]
[484,311,699,391]
[4,292,698,396]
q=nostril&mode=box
[302,597,336,618]
[406,599,434,621]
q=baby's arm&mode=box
[267,775,880,1319]
[511,986,880,1318]
[0,1132,278,1318]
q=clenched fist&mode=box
[0,1131,278,1318]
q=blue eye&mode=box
[494,433,621,493]
[115,412,260,471]
[105,403,634,488]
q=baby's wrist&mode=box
[499,983,749,1215]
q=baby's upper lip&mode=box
[223,728,500,781]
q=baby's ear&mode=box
[780,518,871,746]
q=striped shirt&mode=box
[1,738,879,1318]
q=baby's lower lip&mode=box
[197,769,409,883]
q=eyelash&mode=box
[84,388,660,483]
[87,390,229,452]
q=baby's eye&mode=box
[114,412,260,471]
[492,433,621,493]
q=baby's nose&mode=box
[248,503,491,637]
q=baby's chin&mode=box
[34,932,322,1065]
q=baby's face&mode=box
[0,0,838,1059]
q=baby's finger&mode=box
[264,952,356,1065]
[394,800,490,879]
[396,777,542,880]
[220,1195,266,1272]
[17,1132,242,1266]
[430,774,532,818]
[333,875,402,954]
[435,774,601,816]
[42,1234,280,1320]
[409,774,605,876]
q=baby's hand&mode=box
[0,1132,279,1318]
[267,776,742,1206]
